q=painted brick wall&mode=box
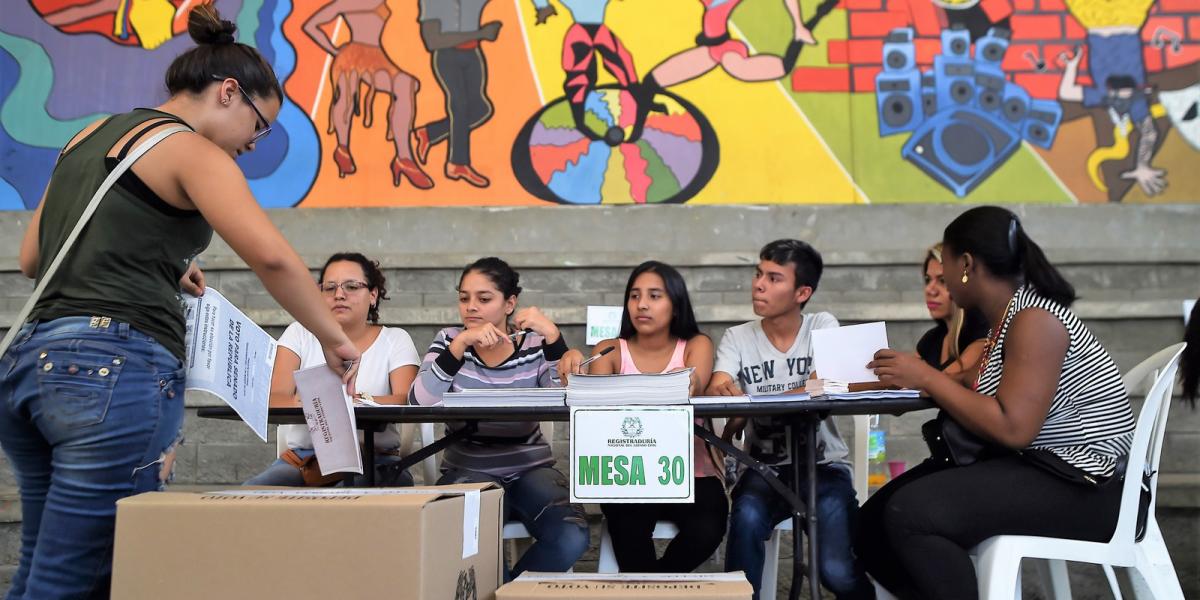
[792,0,1200,98]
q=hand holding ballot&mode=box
[325,340,362,396]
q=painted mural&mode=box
[1,0,1197,209]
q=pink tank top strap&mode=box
[666,338,688,371]
[618,339,638,374]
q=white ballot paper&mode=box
[184,287,276,442]
[812,321,889,383]
[293,365,363,476]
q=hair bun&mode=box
[187,4,238,46]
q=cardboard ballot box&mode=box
[496,572,753,600]
[112,484,504,600]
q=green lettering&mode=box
[578,456,599,485]
[614,455,629,486]
[601,455,613,485]
[630,456,646,485]
[672,456,686,485]
[658,456,671,485]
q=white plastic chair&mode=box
[970,343,1187,600]
[1028,343,1187,600]
[596,520,683,573]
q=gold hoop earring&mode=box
[961,273,969,284]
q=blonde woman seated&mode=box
[917,243,987,378]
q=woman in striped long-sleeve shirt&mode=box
[856,206,1136,600]
[409,257,588,575]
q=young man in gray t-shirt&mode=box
[707,240,873,600]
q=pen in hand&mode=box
[578,346,615,371]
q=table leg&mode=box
[691,425,808,600]
[805,417,820,600]
[789,421,805,600]
[363,427,376,486]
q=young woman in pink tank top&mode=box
[561,261,727,573]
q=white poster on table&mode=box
[570,405,694,503]
[586,305,623,346]
[294,365,362,476]
[183,287,276,442]
[811,321,890,383]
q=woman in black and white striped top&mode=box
[854,206,1135,600]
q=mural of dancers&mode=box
[412,0,501,188]
[304,0,433,189]
[531,0,639,140]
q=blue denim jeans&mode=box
[725,463,874,600]
[439,465,589,577]
[0,317,187,600]
[244,448,414,487]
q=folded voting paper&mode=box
[294,365,362,476]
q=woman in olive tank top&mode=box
[1,7,360,599]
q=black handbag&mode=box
[921,410,1006,466]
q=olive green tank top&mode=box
[30,109,214,360]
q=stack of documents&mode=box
[566,369,693,406]
[443,388,566,407]
[819,389,922,401]
[750,392,813,402]
[805,379,850,396]
[689,395,751,405]
[690,391,819,404]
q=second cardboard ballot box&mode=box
[496,572,754,600]
[112,483,503,599]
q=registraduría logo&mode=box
[620,416,644,438]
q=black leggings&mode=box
[600,476,729,573]
[854,455,1123,600]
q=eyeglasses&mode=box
[213,76,272,143]
[319,280,370,295]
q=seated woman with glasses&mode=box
[245,252,422,486]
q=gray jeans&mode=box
[426,46,494,166]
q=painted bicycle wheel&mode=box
[512,85,719,205]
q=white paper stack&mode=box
[689,395,751,404]
[566,369,693,406]
[749,392,813,402]
[442,387,566,407]
[819,389,922,401]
